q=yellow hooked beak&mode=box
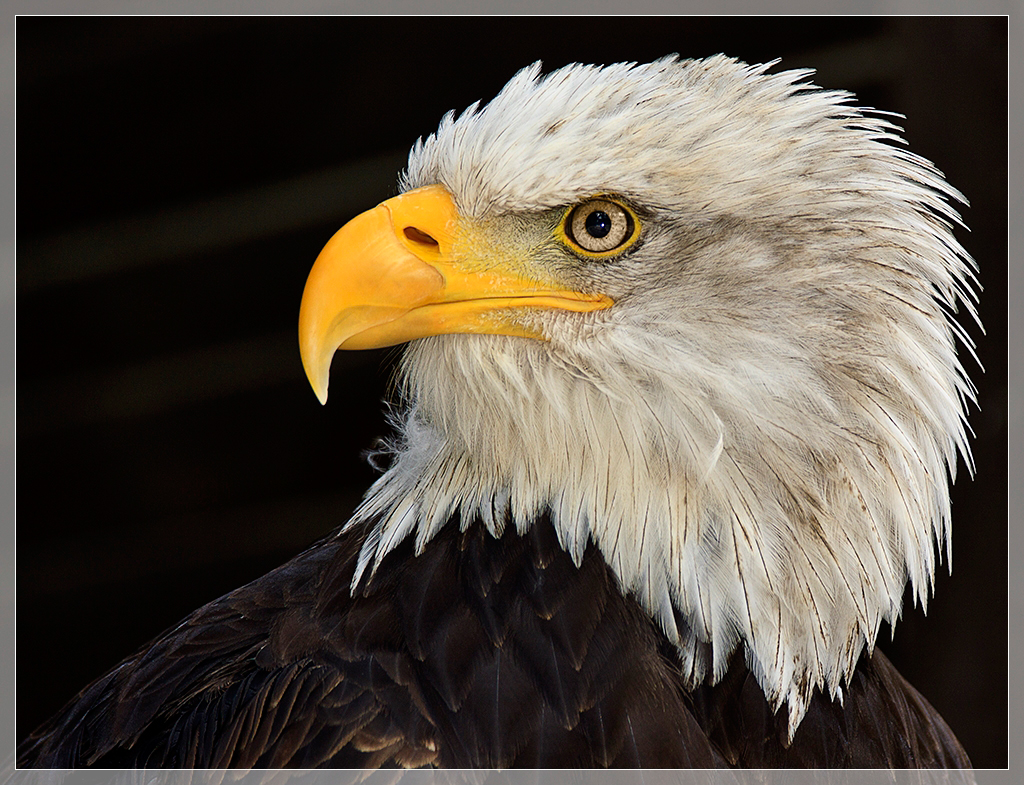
[298,185,613,404]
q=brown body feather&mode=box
[18,516,969,769]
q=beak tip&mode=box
[300,342,332,406]
[306,363,331,406]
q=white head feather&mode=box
[346,56,979,738]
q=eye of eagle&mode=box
[560,197,641,256]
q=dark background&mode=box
[16,17,1007,767]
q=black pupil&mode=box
[584,210,612,238]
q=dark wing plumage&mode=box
[18,515,969,768]
[691,641,971,767]
[17,527,433,768]
[17,528,419,769]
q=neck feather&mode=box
[346,319,966,739]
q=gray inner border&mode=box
[2,2,1016,785]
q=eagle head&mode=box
[298,56,978,738]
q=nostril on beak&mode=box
[404,227,439,247]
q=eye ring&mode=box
[560,197,641,257]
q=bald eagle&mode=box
[18,56,977,769]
